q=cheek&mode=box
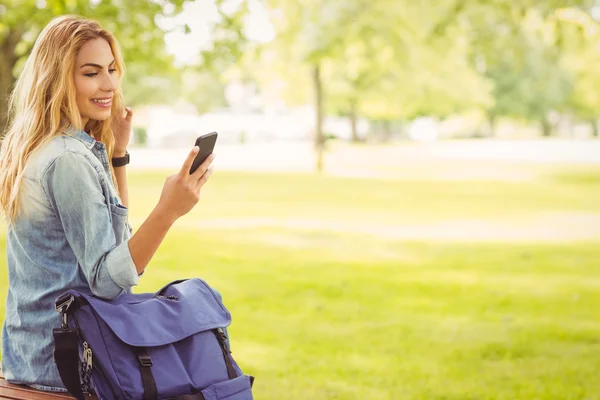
[74,78,95,105]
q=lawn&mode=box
[1,162,599,399]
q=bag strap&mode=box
[53,327,85,400]
[53,295,86,400]
[156,279,189,297]
[135,348,158,400]
[214,329,237,379]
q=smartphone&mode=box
[189,132,218,174]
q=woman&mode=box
[0,15,215,392]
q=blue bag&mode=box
[53,278,254,400]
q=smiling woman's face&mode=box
[73,38,118,126]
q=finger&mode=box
[180,146,200,177]
[125,107,133,122]
[191,153,215,180]
[196,166,215,190]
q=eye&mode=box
[84,72,98,77]
[109,68,116,74]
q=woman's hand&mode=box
[156,147,215,222]
[128,147,214,275]
[112,107,133,157]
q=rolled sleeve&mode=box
[42,150,139,299]
[105,241,139,288]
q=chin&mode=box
[87,111,112,122]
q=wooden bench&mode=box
[0,370,77,400]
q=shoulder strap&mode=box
[53,327,85,400]
[134,348,158,400]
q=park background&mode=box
[1,0,600,399]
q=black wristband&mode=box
[112,151,130,167]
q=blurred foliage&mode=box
[0,0,191,135]
[459,1,599,135]
[133,126,147,147]
[234,0,600,138]
[178,68,228,114]
[199,0,249,73]
[1,0,600,139]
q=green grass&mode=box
[1,164,600,399]
[128,167,600,227]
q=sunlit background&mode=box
[1,1,600,399]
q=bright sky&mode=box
[160,0,275,66]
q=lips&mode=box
[91,97,112,108]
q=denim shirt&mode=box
[1,129,139,391]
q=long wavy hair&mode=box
[0,15,126,223]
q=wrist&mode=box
[153,203,178,226]
[112,150,130,167]
[113,149,127,158]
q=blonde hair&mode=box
[0,15,126,223]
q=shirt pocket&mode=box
[109,202,129,243]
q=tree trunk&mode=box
[591,119,599,138]
[0,27,24,138]
[487,112,496,138]
[349,101,359,143]
[382,120,392,142]
[312,63,325,173]
[540,118,552,137]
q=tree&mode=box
[553,7,600,136]
[247,0,599,149]
[264,0,492,147]
[178,68,227,114]
[0,0,188,137]
[452,0,597,136]
[262,0,373,171]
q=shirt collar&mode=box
[67,128,96,150]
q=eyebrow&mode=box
[80,59,115,69]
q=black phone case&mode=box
[189,132,218,174]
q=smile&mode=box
[91,98,112,108]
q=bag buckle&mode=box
[55,295,74,313]
[137,353,153,367]
[55,295,74,329]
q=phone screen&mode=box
[189,132,218,174]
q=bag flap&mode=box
[68,278,231,347]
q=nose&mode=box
[99,69,117,93]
